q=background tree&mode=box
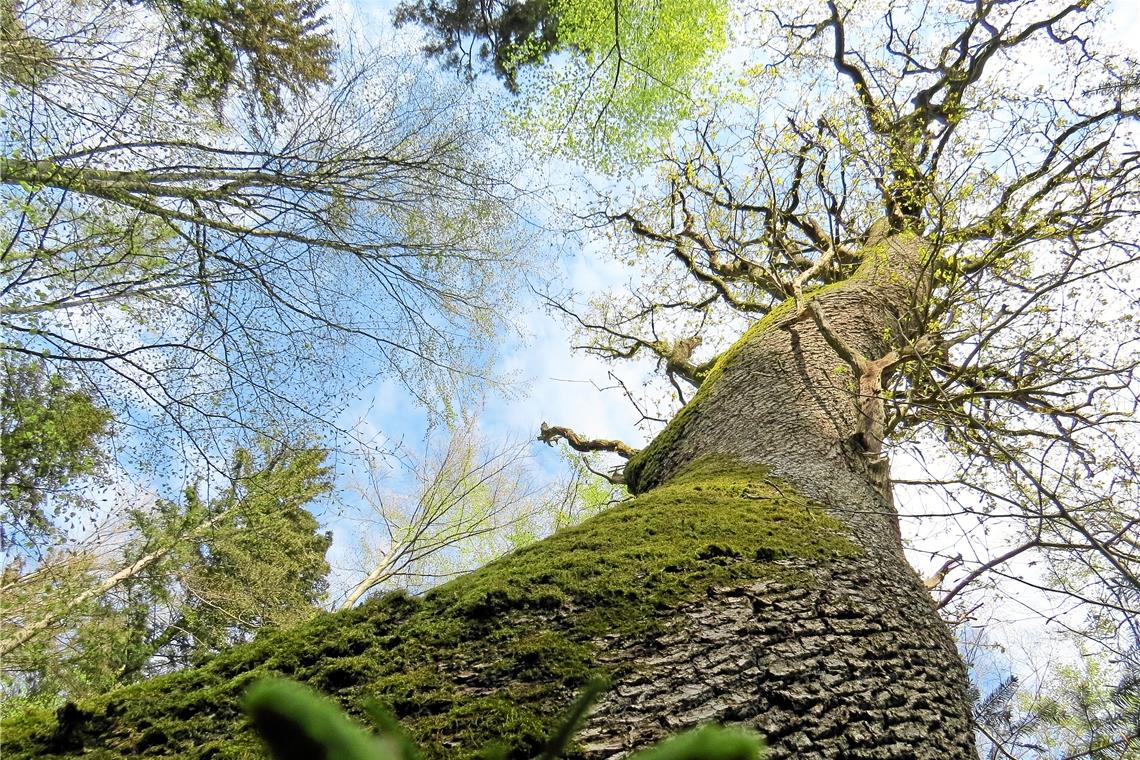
[1,440,333,709]
[972,642,1139,759]
[338,429,621,609]
[0,0,57,86]
[148,0,336,117]
[339,431,542,608]
[397,0,730,163]
[1,359,113,554]
[140,442,334,669]
[0,0,335,117]
[2,0,530,479]
[394,0,559,89]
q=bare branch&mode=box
[538,422,637,461]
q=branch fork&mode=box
[804,300,936,456]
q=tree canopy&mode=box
[0,0,536,715]
[1,0,531,468]
[1,0,336,117]
[398,0,731,163]
[1,360,113,554]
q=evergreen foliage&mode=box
[151,0,336,117]
[1,360,113,553]
[394,0,561,91]
[0,0,57,85]
[1,0,336,116]
[138,442,334,665]
[1,442,334,711]
[973,646,1140,759]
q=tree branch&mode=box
[538,423,637,460]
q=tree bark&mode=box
[0,232,976,759]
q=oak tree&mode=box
[3,2,1138,759]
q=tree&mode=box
[139,442,334,670]
[146,0,336,118]
[1,0,529,478]
[393,0,560,89]
[397,0,730,162]
[535,0,1137,750]
[0,440,333,708]
[971,641,1139,759]
[0,0,57,87]
[339,431,547,608]
[2,0,530,708]
[0,0,335,117]
[3,1,1138,758]
[338,430,619,609]
[1,359,113,554]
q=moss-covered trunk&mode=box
[2,231,976,759]
[591,229,975,758]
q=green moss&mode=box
[2,458,855,759]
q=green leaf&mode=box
[628,725,766,760]
[245,679,399,760]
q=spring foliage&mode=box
[398,0,729,164]
[508,0,730,164]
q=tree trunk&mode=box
[589,229,975,758]
[0,232,976,759]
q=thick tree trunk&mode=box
[592,230,975,758]
[1,232,976,758]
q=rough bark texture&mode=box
[626,230,931,533]
[1,232,977,758]
[580,556,974,759]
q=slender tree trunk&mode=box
[0,507,235,658]
[339,548,400,611]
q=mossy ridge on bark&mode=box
[2,458,854,759]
